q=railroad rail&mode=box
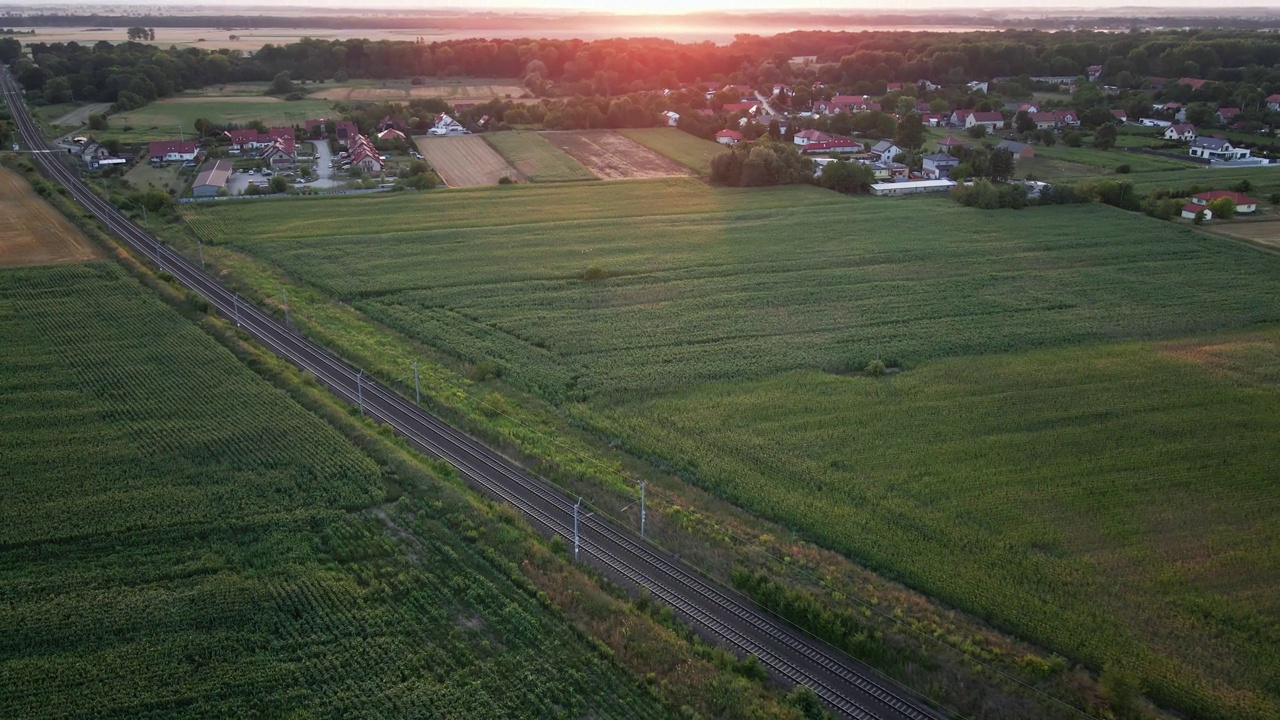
[1,66,946,720]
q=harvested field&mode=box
[543,130,692,180]
[313,81,528,103]
[416,135,523,187]
[0,168,99,267]
[485,131,597,183]
[49,103,110,127]
[1210,218,1280,250]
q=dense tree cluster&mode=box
[709,140,814,187]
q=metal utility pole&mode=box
[281,288,290,329]
[574,498,582,562]
[197,239,205,269]
[357,370,364,416]
[233,293,240,327]
[412,360,420,403]
[640,481,646,539]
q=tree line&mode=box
[5,29,1280,108]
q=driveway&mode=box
[307,140,343,189]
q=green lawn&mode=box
[1031,142,1201,172]
[181,179,1280,720]
[100,96,333,142]
[0,261,670,719]
[484,130,596,182]
[621,127,727,175]
[579,330,1280,720]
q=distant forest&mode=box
[3,28,1279,118]
[7,12,1280,32]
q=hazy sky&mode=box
[41,0,1277,12]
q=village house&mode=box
[920,113,943,127]
[1189,137,1251,162]
[376,128,407,142]
[1087,65,1104,82]
[865,161,910,181]
[714,129,744,145]
[965,112,1004,133]
[793,128,833,146]
[1191,190,1258,214]
[1029,112,1057,130]
[303,118,328,138]
[346,134,383,174]
[429,113,466,135]
[721,101,760,115]
[225,127,294,153]
[996,139,1035,159]
[1053,110,1079,126]
[1164,124,1197,141]
[260,137,297,167]
[1111,109,1128,122]
[1216,108,1242,125]
[868,140,904,162]
[922,153,960,179]
[661,110,680,126]
[936,136,968,153]
[335,120,361,147]
[191,159,232,197]
[1267,94,1280,112]
[147,140,197,164]
[949,109,973,127]
[78,139,115,169]
[801,138,862,154]
[1181,203,1211,221]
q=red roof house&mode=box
[714,129,744,145]
[147,140,197,162]
[1191,190,1258,213]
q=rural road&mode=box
[2,65,947,720]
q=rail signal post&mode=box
[413,360,420,403]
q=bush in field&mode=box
[582,264,609,281]
[87,113,108,131]
[865,359,887,377]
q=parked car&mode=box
[248,169,255,175]
[261,170,273,177]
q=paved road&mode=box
[2,65,948,720]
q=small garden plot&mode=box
[544,130,693,180]
[417,134,524,187]
[484,131,596,183]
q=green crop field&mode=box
[621,128,727,175]
[97,96,333,141]
[0,262,669,719]
[182,179,1280,719]
[484,130,597,182]
[579,333,1280,720]
[189,184,1280,401]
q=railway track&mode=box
[2,66,946,720]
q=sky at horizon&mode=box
[20,0,1280,13]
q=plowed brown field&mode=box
[416,135,524,187]
[0,167,100,267]
[541,130,692,180]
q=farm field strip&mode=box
[182,176,1280,719]
[578,331,1280,720]
[95,97,334,141]
[0,167,100,267]
[416,134,524,186]
[484,130,597,182]
[620,128,727,175]
[0,261,669,719]
[542,130,692,180]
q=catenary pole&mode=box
[413,360,420,404]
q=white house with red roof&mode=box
[937,136,968,152]
[920,113,943,127]
[335,120,361,147]
[949,109,973,127]
[346,134,383,173]
[1164,124,1197,142]
[793,128,833,146]
[1268,94,1280,112]
[799,137,862,154]
[1191,190,1258,214]
[1053,110,1080,126]
[260,137,297,167]
[147,140,197,163]
[1029,112,1057,130]
[1181,203,1210,221]
[715,129,744,145]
